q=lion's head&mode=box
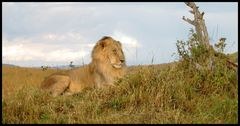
[91,36,126,69]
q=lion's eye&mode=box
[112,49,117,52]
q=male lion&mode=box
[41,36,126,97]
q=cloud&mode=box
[3,2,100,38]
[3,40,43,61]
[112,31,141,48]
[40,32,86,44]
[45,49,87,62]
[2,31,141,66]
[2,34,90,63]
[42,33,65,41]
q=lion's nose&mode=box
[120,59,125,63]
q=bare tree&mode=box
[182,2,237,70]
[182,2,211,50]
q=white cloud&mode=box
[112,31,141,48]
[45,49,87,62]
[3,41,43,61]
[2,36,90,63]
[42,33,66,41]
[86,44,95,48]
[40,32,85,43]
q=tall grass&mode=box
[2,62,237,124]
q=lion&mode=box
[41,36,127,97]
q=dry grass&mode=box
[2,61,238,124]
[2,66,64,99]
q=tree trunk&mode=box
[182,2,211,49]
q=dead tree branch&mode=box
[226,61,238,72]
[183,2,211,49]
[227,60,238,67]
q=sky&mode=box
[2,2,238,67]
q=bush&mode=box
[175,28,238,97]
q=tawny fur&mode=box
[41,36,126,97]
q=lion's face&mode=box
[92,36,126,69]
[106,41,125,69]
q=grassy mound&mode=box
[2,60,238,123]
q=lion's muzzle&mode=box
[112,62,125,69]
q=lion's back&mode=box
[67,65,96,88]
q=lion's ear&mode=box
[99,40,108,48]
[98,36,111,48]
